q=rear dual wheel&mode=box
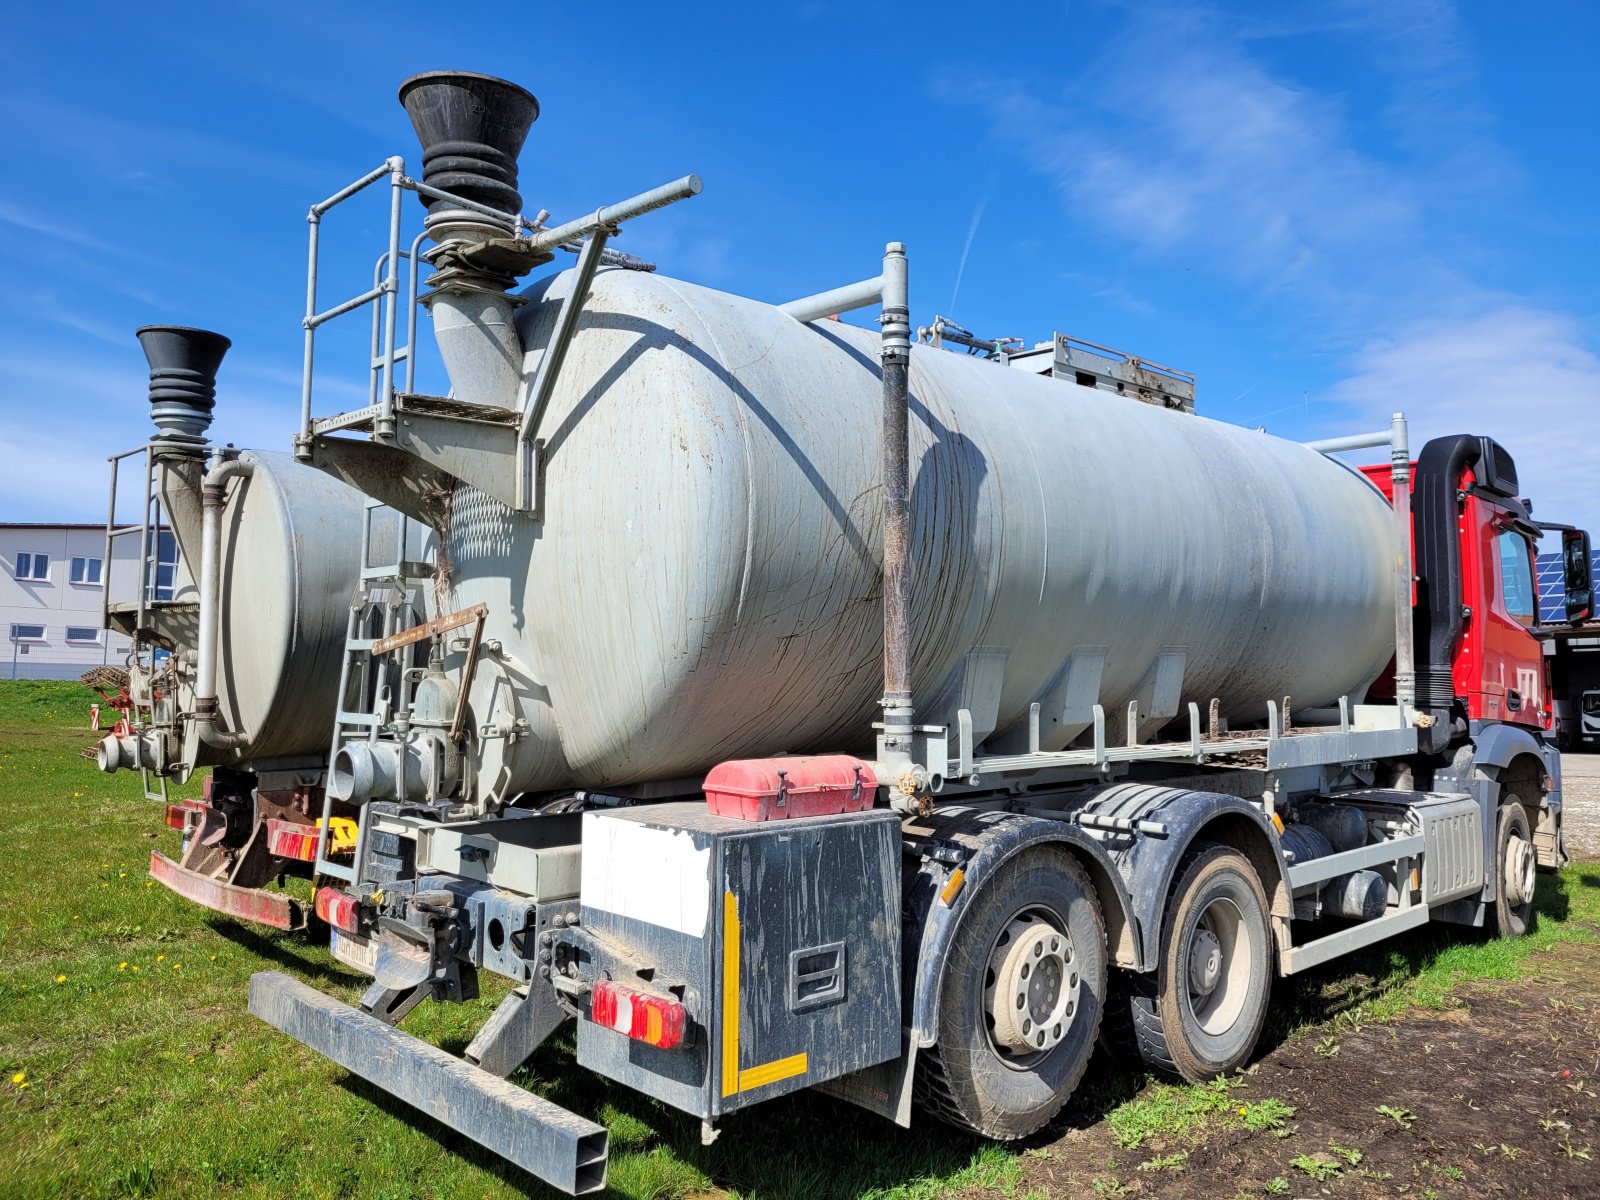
[1128,844,1273,1081]
[916,845,1106,1139]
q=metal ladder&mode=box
[312,498,434,882]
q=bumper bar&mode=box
[248,971,608,1194]
[149,851,305,929]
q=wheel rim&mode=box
[1184,897,1251,1037]
[1504,831,1536,908]
[984,907,1080,1065]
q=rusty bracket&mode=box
[371,602,487,656]
[449,608,488,745]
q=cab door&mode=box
[1469,502,1544,726]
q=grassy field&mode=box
[1,679,1596,1199]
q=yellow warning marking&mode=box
[940,867,966,906]
[738,1052,808,1092]
[721,891,740,1097]
[1270,812,1284,835]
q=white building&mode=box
[0,523,151,680]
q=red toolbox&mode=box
[703,755,878,821]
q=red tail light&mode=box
[266,819,319,862]
[315,886,360,933]
[165,804,189,830]
[590,978,686,1050]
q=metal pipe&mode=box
[406,231,427,395]
[1389,412,1415,709]
[308,284,387,330]
[311,160,398,218]
[403,178,519,230]
[377,167,405,441]
[522,176,702,256]
[1304,430,1393,454]
[781,276,884,323]
[135,448,154,633]
[194,457,254,750]
[520,232,609,445]
[878,242,913,758]
[297,213,320,460]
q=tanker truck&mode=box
[222,73,1594,1194]
[94,326,415,931]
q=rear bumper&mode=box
[148,851,305,930]
[248,971,608,1194]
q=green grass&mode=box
[2,678,1598,1198]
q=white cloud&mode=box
[1327,306,1600,535]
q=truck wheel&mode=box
[1129,844,1271,1081]
[1492,802,1536,938]
[916,845,1105,1139]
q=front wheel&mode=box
[916,845,1106,1139]
[1129,844,1273,1081]
[1492,802,1536,938]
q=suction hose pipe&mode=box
[194,457,253,750]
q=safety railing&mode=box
[293,157,698,467]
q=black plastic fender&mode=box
[1079,784,1291,974]
[1470,721,1554,794]
[902,807,1135,1048]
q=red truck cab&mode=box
[1361,445,1550,733]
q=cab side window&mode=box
[1496,529,1536,626]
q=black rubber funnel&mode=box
[398,71,538,218]
[135,325,231,443]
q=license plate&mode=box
[330,927,378,976]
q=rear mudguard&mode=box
[903,807,1135,1048]
[1078,785,1291,973]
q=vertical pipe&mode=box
[194,459,253,749]
[879,242,913,757]
[1390,412,1415,710]
[135,448,153,633]
[377,161,405,441]
[102,454,119,633]
[297,214,321,461]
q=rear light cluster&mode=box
[315,886,360,933]
[266,817,359,863]
[165,799,206,831]
[590,978,687,1050]
[267,821,319,861]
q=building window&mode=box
[70,556,103,586]
[66,627,103,645]
[145,531,180,602]
[14,552,49,582]
[9,624,45,642]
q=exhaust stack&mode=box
[399,71,541,411]
[136,325,231,450]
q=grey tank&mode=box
[177,450,363,767]
[445,268,1396,798]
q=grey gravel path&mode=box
[1561,752,1600,861]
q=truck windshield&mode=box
[1585,693,1600,715]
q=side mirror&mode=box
[1564,528,1593,624]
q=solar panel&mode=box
[1537,552,1566,623]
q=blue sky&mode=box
[1,0,1596,540]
